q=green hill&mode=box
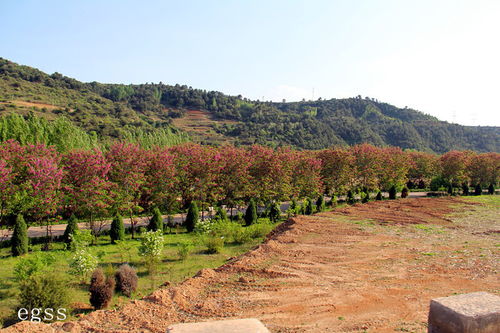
[0,57,498,152]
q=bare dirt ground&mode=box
[4,197,499,333]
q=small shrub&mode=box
[110,214,125,244]
[232,227,251,244]
[430,176,447,191]
[303,197,314,215]
[69,248,98,281]
[269,202,281,222]
[194,218,214,234]
[462,183,469,196]
[375,191,383,200]
[214,206,228,222]
[388,185,397,200]
[329,195,338,207]
[12,214,28,256]
[244,199,258,226]
[185,201,199,232]
[401,187,409,198]
[115,264,138,297]
[89,268,114,309]
[203,235,224,254]
[316,195,326,212]
[474,183,482,196]
[447,183,453,195]
[346,190,355,204]
[247,222,273,239]
[63,214,79,249]
[488,183,495,195]
[138,230,164,261]
[176,241,193,260]
[148,207,163,232]
[289,198,298,216]
[361,192,369,203]
[70,229,93,250]
[18,273,69,319]
[14,253,55,282]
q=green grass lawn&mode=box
[0,220,275,326]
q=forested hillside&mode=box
[1,58,498,152]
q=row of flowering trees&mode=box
[0,139,499,227]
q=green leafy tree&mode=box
[147,207,163,232]
[12,214,28,256]
[244,199,258,226]
[110,214,125,244]
[185,201,199,232]
[63,214,79,249]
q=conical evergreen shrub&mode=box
[12,214,28,256]
[316,195,325,212]
[488,183,495,195]
[110,214,125,244]
[375,191,383,200]
[462,183,469,196]
[304,197,314,215]
[147,208,163,232]
[63,214,79,249]
[401,187,409,198]
[447,183,453,195]
[185,201,199,232]
[347,190,355,204]
[269,202,281,223]
[244,199,258,226]
[474,183,482,196]
[388,185,397,200]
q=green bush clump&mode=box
[246,222,272,239]
[115,264,138,297]
[89,268,115,309]
[18,273,69,319]
[361,192,369,203]
[176,241,193,260]
[12,214,28,257]
[401,186,409,198]
[202,235,224,254]
[303,197,314,215]
[14,253,55,282]
[232,227,251,244]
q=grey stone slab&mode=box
[428,292,500,333]
[166,318,270,333]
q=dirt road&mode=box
[5,196,497,333]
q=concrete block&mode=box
[428,292,500,333]
[166,318,270,333]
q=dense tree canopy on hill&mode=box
[1,58,498,153]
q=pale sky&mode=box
[1,0,499,126]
